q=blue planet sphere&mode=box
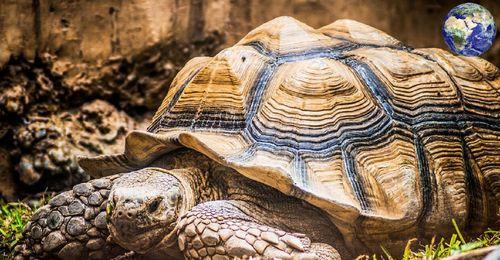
[442,3,496,56]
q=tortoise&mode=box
[15,16,500,260]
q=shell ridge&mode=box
[148,66,204,132]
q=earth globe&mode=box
[442,3,496,56]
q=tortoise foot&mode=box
[14,175,126,259]
[176,200,340,259]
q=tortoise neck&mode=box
[149,148,225,211]
[167,167,223,214]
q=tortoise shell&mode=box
[81,17,500,246]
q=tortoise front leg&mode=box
[176,201,341,259]
[14,175,127,260]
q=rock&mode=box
[0,4,223,196]
[0,148,16,200]
[66,217,87,236]
[18,155,41,185]
[43,231,66,252]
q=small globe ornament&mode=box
[442,3,496,56]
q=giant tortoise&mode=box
[15,16,500,259]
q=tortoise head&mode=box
[108,168,184,253]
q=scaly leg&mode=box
[176,201,341,259]
[14,175,127,260]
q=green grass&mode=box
[0,197,48,259]
[361,219,499,260]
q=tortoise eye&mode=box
[148,198,162,212]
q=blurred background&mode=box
[0,0,499,201]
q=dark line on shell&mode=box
[148,67,203,132]
[460,134,482,231]
[414,134,433,237]
[245,62,277,125]
[293,154,308,188]
[342,148,370,211]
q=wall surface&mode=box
[1,0,499,66]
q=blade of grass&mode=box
[452,219,466,244]
[380,245,393,260]
[402,238,416,260]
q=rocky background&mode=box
[0,0,499,200]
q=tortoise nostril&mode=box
[117,211,123,217]
[148,197,162,213]
[127,212,133,218]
